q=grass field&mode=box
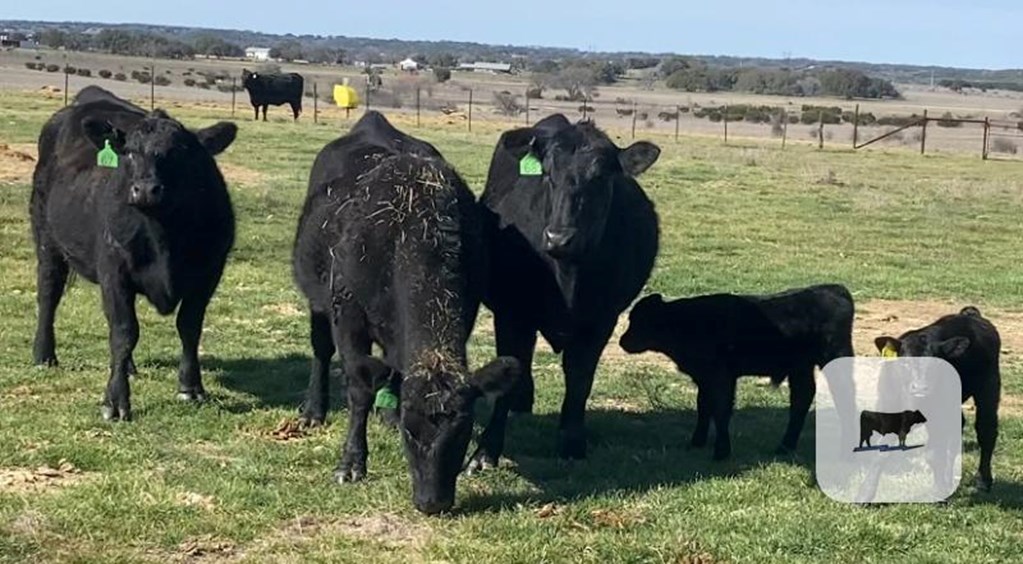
[1,89,1023,563]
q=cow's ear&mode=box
[468,357,521,403]
[874,336,901,354]
[501,128,545,161]
[196,122,238,156]
[938,336,970,358]
[619,141,660,176]
[82,117,126,152]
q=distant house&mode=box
[0,33,22,48]
[245,47,272,61]
[399,57,419,72]
[457,62,512,74]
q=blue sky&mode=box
[6,1,1022,69]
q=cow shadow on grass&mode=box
[460,405,817,513]
[199,354,344,413]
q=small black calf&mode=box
[858,410,927,448]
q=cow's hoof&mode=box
[377,408,399,428]
[297,414,325,428]
[334,465,366,484]
[556,434,587,460]
[711,448,731,461]
[975,474,993,492]
[466,452,498,475]
[34,355,58,368]
[102,405,132,422]
[126,358,138,377]
[177,390,207,403]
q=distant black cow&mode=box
[292,111,520,515]
[875,306,1001,491]
[858,410,927,449]
[31,86,237,421]
[241,69,303,121]
[469,114,661,469]
[619,284,857,459]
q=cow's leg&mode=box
[291,102,300,121]
[299,308,336,426]
[262,105,268,122]
[778,366,815,454]
[32,243,69,366]
[253,105,259,121]
[334,303,376,483]
[467,314,536,472]
[100,277,138,421]
[690,383,711,448]
[174,289,215,402]
[974,385,999,491]
[711,375,737,460]
[557,322,615,459]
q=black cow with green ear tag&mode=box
[30,86,237,422]
[473,114,661,467]
[874,306,1001,491]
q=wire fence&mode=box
[24,60,1023,160]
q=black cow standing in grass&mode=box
[30,86,237,421]
[241,69,303,121]
[292,111,520,514]
[858,410,927,449]
[468,114,661,469]
[875,306,1001,491]
[619,284,857,460]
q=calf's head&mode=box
[619,293,665,354]
[364,356,519,515]
[506,122,660,261]
[874,333,970,361]
[83,111,237,209]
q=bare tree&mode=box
[551,66,598,101]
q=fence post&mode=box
[231,77,237,118]
[416,86,421,127]
[920,109,928,155]
[818,111,825,150]
[674,105,680,142]
[983,117,990,160]
[723,112,728,144]
[468,88,473,132]
[853,104,860,148]
[631,100,638,139]
[63,66,69,107]
[313,83,319,124]
[365,79,371,112]
[525,89,530,126]
[150,64,155,111]
[582,99,588,121]
[782,111,788,149]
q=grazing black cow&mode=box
[619,284,857,459]
[858,410,927,449]
[241,69,304,121]
[292,111,520,514]
[30,86,236,421]
[469,114,661,468]
[875,306,1001,491]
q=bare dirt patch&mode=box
[175,491,217,512]
[262,302,303,318]
[0,460,88,494]
[239,513,431,558]
[0,142,37,184]
[217,162,266,187]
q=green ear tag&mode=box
[96,140,119,169]
[374,388,399,410]
[519,153,542,176]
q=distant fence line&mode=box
[43,64,1023,160]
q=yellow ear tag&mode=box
[881,344,898,359]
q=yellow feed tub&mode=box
[333,85,360,109]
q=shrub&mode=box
[990,138,1018,154]
[936,111,963,128]
[216,83,241,93]
[63,65,77,74]
[876,115,920,127]
[135,72,152,84]
[153,75,171,86]
[494,91,523,116]
[433,67,451,83]
[76,68,91,77]
[24,62,37,70]
[98,69,112,79]
[46,64,60,73]
[113,73,127,82]
[184,78,197,87]
[197,82,210,89]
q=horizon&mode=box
[4,1,1023,71]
